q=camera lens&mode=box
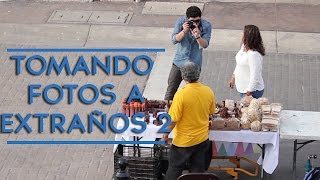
[188,20,195,29]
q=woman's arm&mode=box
[229,74,235,89]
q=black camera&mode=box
[187,20,195,30]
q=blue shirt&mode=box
[171,16,212,68]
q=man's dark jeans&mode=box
[165,139,211,180]
[164,64,182,100]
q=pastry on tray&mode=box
[240,96,254,107]
[251,121,261,132]
[249,98,260,109]
[258,97,269,105]
[240,114,251,129]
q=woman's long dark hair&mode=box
[242,25,265,56]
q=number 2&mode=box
[158,113,171,133]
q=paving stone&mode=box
[0,1,319,179]
[199,50,320,111]
[48,10,133,25]
[142,2,204,15]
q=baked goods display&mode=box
[211,100,241,131]
[260,103,282,132]
[121,97,282,131]
[210,97,282,132]
[121,98,171,126]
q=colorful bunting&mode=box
[211,141,218,156]
[227,142,236,155]
[253,144,262,153]
[235,142,244,156]
[245,143,254,154]
[218,144,227,156]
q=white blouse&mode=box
[233,46,264,93]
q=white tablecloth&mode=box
[114,118,279,174]
[280,110,320,140]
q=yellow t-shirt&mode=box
[169,82,215,147]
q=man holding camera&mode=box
[164,6,212,100]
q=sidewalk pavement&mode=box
[0,1,319,180]
[0,0,320,33]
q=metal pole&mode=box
[293,139,297,177]
[260,144,265,179]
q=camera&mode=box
[187,20,195,30]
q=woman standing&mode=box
[229,25,265,98]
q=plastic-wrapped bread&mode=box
[212,121,226,129]
[269,127,279,132]
[261,119,279,126]
[262,114,274,120]
[261,105,271,114]
[240,96,254,107]
[226,115,241,130]
[261,119,279,132]
[261,125,277,131]
[258,97,269,105]
[271,103,282,115]
[261,126,270,132]
[261,125,278,132]
[272,116,280,121]
[251,121,261,132]
[210,117,226,130]
[263,114,280,121]
[212,114,226,130]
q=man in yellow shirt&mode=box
[163,62,216,180]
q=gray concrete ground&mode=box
[0,0,319,180]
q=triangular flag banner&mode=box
[223,142,230,156]
[215,141,223,151]
[244,143,254,155]
[253,144,262,153]
[243,143,248,151]
[211,141,218,156]
[235,142,245,156]
[218,144,227,156]
[227,142,236,156]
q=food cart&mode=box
[113,97,282,179]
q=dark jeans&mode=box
[240,89,264,99]
[164,64,182,100]
[165,139,211,180]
